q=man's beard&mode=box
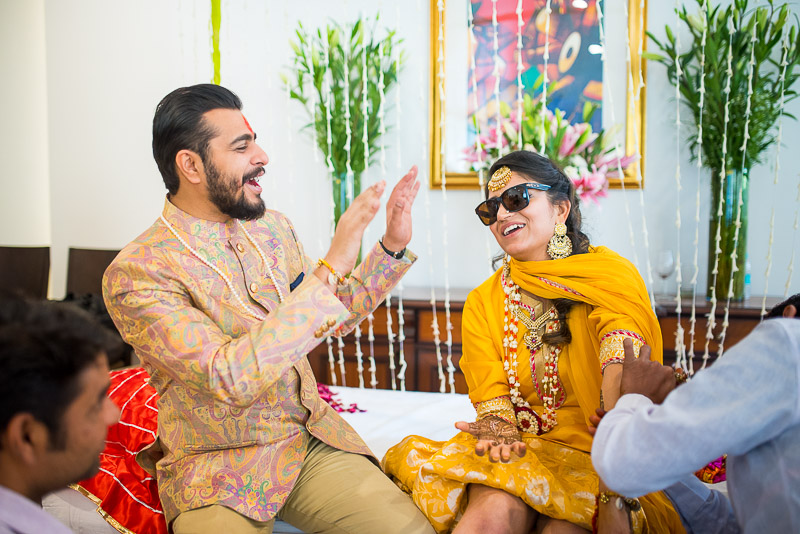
[205,159,266,221]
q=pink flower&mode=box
[570,166,609,205]
[596,151,638,175]
[575,131,599,154]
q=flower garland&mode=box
[695,455,726,484]
[501,260,562,434]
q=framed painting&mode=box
[429,0,647,189]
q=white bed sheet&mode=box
[43,387,473,534]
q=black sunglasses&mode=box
[475,182,552,226]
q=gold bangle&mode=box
[316,258,346,285]
[674,368,688,385]
[598,491,641,512]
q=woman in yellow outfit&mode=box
[383,151,685,533]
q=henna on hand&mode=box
[467,415,522,445]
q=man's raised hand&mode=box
[381,166,420,253]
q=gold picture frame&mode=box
[429,0,647,189]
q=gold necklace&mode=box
[512,303,556,355]
[501,259,562,434]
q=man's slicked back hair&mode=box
[152,84,242,195]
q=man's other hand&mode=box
[381,166,420,253]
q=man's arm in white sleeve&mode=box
[592,319,800,497]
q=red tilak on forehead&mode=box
[242,114,253,134]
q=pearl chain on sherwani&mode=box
[160,214,284,321]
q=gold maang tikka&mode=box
[488,166,512,192]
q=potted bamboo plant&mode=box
[646,0,800,300]
[285,18,403,228]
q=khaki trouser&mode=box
[172,437,434,534]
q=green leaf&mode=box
[642,51,665,61]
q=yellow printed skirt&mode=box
[383,432,684,533]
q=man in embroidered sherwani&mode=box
[103,84,432,534]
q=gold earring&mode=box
[547,222,572,259]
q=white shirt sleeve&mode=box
[591,318,800,497]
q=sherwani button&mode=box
[327,318,337,327]
[250,282,258,292]
[236,243,245,253]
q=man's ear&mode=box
[175,150,204,185]
[3,413,48,465]
[783,304,797,318]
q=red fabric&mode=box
[77,368,166,534]
[77,368,363,533]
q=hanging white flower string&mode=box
[491,0,503,155]
[343,38,355,205]
[427,0,446,393]
[671,0,686,371]
[435,0,455,392]
[621,0,654,307]
[760,31,790,318]
[338,30,363,388]
[362,24,377,390]
[539,1,552,154]
[284,78,298,216]
[515,0,525,149]
[717,22,757,359]
[376,38,397,390]
[353,324,365,389]
[304,40,320,164]
[322,32,339,385]
[786,178,800,298]
[687,0,709,376]
[595,1,640,270]
[394,12,408,392]
[358,33,371,389]
[468,1,494,268]
[378,41,387,175]
[703,16,736,366]
[397,285,408,392]
[394,7,403,171]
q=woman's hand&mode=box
[455,416,527,463]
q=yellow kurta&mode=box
[383,247,684,533]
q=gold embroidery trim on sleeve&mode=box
[474,395,516,425]
[599,330,644,371]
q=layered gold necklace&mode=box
[501,260,564,434]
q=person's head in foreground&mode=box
[153,83,269,222]
[0,297,121,503]
[766,292,799,319]
[475,150,590,261]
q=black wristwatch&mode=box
[379,237,406,260]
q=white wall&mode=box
[2,0,798,301]
[0,0,51,246]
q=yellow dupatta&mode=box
[507,246,662,424]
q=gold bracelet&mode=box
[674,368,688,385]
[316,258,346,285]
[598,491,641,512]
